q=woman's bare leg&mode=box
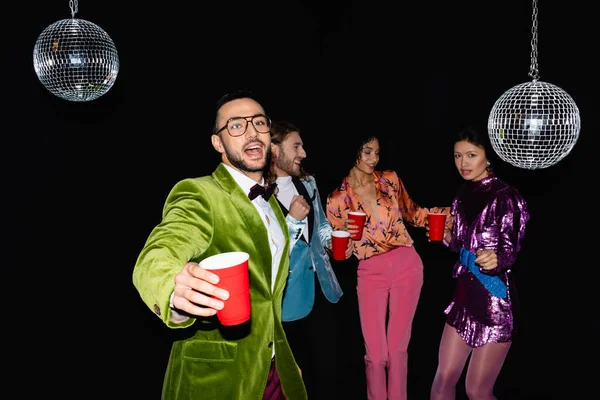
[430,323,473,400]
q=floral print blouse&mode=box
[326,170,452,261]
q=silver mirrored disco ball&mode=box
[33,18,119,102]
[487,81,580,170]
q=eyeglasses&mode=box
[215,114,272,137]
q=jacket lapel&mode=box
[269,195,291,297]
[212,164,273,283]
[292,177,314,243]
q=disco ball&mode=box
[488,80,580,170]
[33,18,119,102]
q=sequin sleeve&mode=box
[445,198,463,254]
[480,187,529,275]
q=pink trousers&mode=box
[357,246,424,400]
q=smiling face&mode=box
[453,140,489,181]
[271,131,307,177]
[211,97,271,181]
[355,137,380,174]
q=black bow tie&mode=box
[248,183,277,201]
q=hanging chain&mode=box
[69,0,79,18]
[528,0,539,81]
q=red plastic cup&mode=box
[331,231,351,261]
[199,252,250,326]
[427,213,447,241]
[348,211,367,240]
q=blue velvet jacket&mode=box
[278,176,343,321]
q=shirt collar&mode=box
[222,163,264,196]
[275,175,293,187]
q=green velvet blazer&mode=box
[133,163,307,400]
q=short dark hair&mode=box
[455,125,500,171]
[456,126,486,148]
[213,89,262,134]
[455,126,494,157]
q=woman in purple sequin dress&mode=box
[430,127,530,400]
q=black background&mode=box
[5,0,597,398]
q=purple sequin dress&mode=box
[443,173,530,347]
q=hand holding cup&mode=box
[331,231,352,260]
[427,213,447,242]
[347,211,367,240]
[199,252,252,326]
[171,261,231,321]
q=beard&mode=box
[225,141,271,173]
[275,150,301,177]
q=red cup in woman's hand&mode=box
[427,213,447,241]
[348,211,367,240]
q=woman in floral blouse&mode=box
[326,135,451,400]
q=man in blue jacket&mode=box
[268,121,351,399]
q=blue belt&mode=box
[459,247,507,299]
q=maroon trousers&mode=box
[263,358,286,400]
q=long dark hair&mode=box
[265,120,311,184]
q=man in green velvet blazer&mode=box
[132,91,307,400]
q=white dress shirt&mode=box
[276,175,309,243]
[224,164,285,291]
